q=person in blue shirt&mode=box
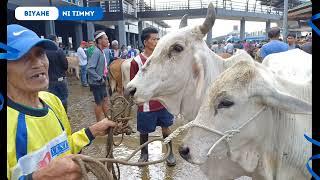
[127,45,137,59]
[259,27,289,59]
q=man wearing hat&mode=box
[77,41,89,87]
[87,30,110,122]
[6,24,116,180]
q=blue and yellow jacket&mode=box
[7,91,94,180]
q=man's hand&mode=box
[89,118,117,137]
[32,154,82,180]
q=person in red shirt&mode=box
[130,27,176,166]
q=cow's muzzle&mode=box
[125,86,136,97]
[179,145,191,161]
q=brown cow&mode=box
[109,59,125,95]
[109,58,133,95]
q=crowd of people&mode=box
[6,21,313,179]
[210,27,312,62]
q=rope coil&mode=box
[72,138,171,180]
[73,94,172,180]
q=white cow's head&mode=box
[179,61,311,169]
[126,3,219,116]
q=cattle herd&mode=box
[126,3,312,180]
[67,3,312,179]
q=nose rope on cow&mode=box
[163,106,268,157]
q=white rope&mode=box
[163,121,194,144]
[163,106,268,157]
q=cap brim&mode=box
[7,38,57,61]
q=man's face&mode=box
[112,44,119,49]
[89,41,95,46]
[144,33,159,51]
[7,46,49,93]
[287,36,295,45]
[99,34,109,48]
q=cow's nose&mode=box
[124,86,136,97]
[179,145,191,160]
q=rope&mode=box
[72,138,171,180]
[71,93,173,179]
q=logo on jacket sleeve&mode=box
[50,140,70,158]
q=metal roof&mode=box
[258,0,310,9]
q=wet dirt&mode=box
[67,75,251,180]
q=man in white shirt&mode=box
[77,41,89,87]
[224,40,234,55]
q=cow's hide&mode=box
[66,56,80,79]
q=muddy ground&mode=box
[67,75,251,180]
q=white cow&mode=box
[126,3,254,121]
[121,58,134,93]
[179,59,312,179]
[262,48,312,83]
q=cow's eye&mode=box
[173,44,184,52]
[217,99,234,109]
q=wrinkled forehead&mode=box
[207,62,256,105]
[157,27,196,46]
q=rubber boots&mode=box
[138,134,149,162]
[163,134,176,166]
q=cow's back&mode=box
[109,59,125,94]
[262,49,312,83]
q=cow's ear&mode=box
[257,88,311,115]
[251,68,311,115]
[193,53,205,99]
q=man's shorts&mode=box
[89,84,108,105]
[137,108,174,134]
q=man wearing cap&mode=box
[77,41,89,87]
[6,24,116,180]
[87,30,110,122]
[46,34,69,112]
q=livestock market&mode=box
[5,0,314,179]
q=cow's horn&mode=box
[179,14,188,28]
[199,3,216,34]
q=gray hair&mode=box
[111,40,119,46]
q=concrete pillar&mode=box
[133,34,136,47]
[87,22,95,41]
[75,23,83,50]
[282,0,288,43]
[138,21,143,47]
[266,20,271,35]
[45,21,55,37]
[117,20,127,47]
[206,28,212,45]
[240,17,245,40]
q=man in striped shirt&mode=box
[130,27,176,166]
